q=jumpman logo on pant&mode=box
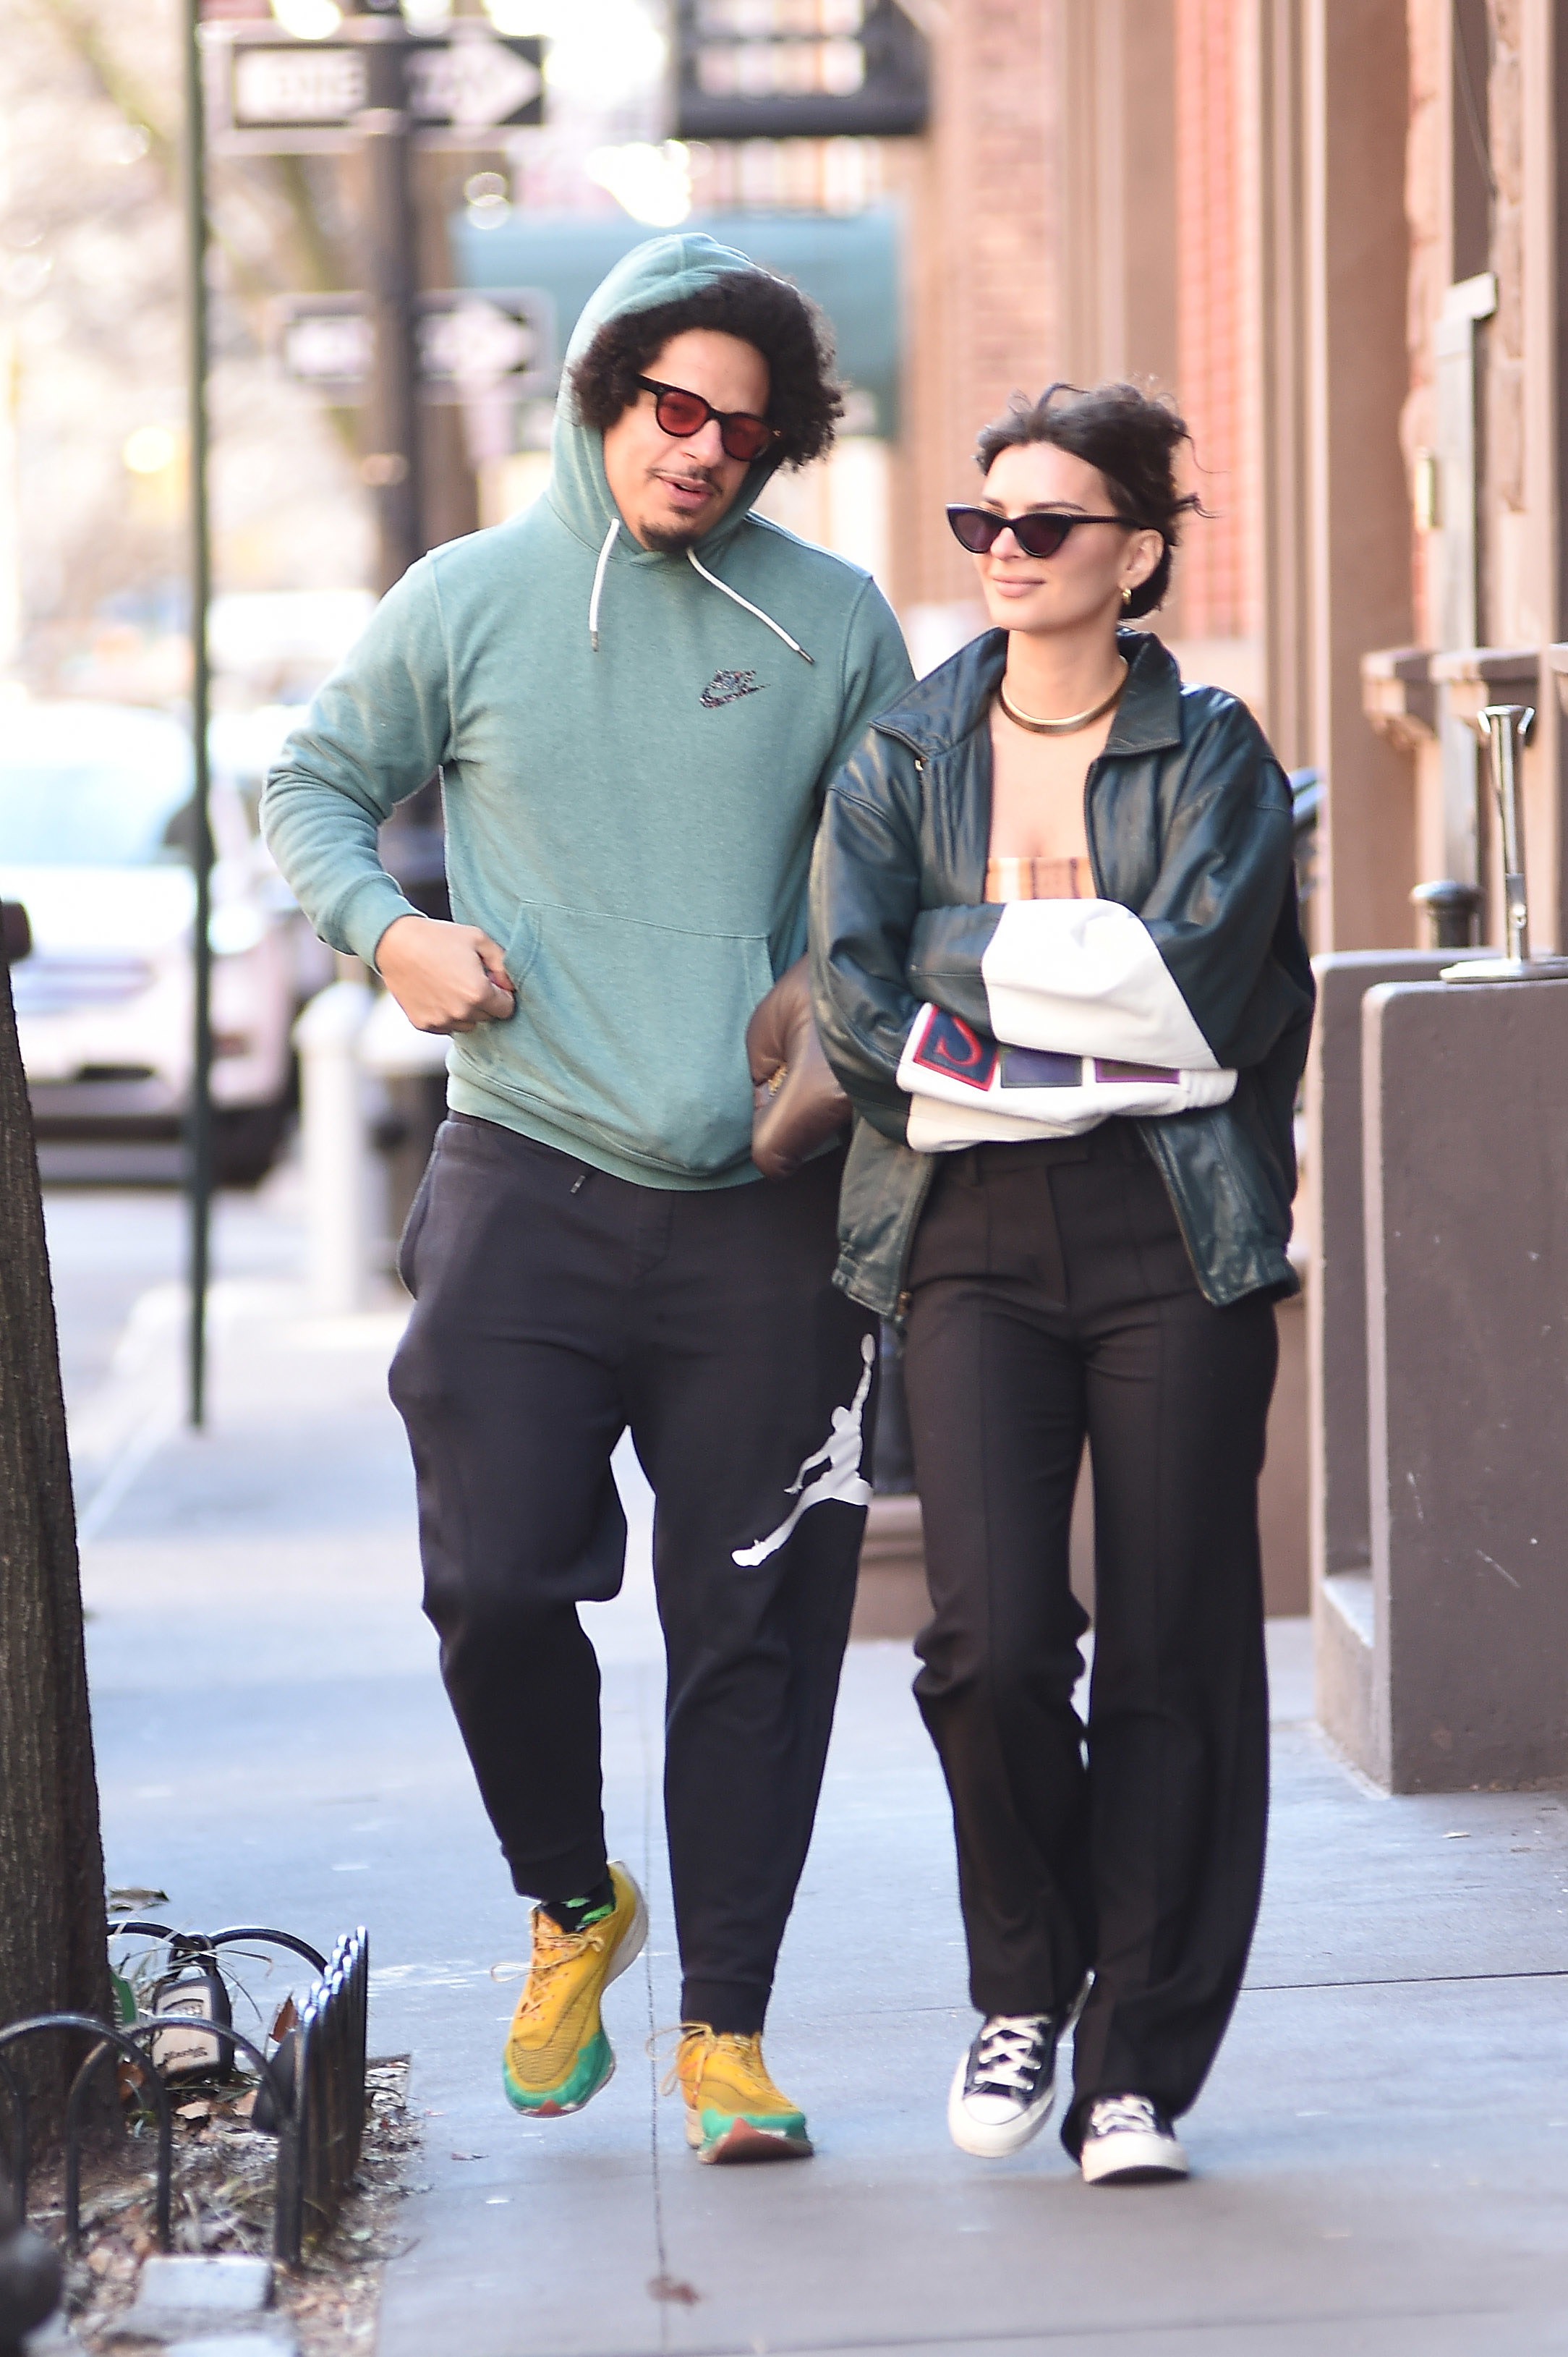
[731,1333,876,1567]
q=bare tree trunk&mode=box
[0,947,113,2136]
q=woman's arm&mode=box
[1135,703,1301,1069]
[906,896,1225,1070]
[905,700,1298,1074]
[808,736,926,1142]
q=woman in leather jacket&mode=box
[810,383,1314,2185]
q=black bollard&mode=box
[1410,878,1483,951]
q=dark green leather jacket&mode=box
[809,627,1315,1318]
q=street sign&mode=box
[273,288,557,402]
[206,24,545,154]
[673,0,928,140]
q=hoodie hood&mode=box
[549,230,788,555]
[547,232,816,661]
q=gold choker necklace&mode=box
[998,658,1128,736]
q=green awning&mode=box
[451,205,902,438]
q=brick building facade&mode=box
[890,0,1568,956]
[1371,0,1568,960]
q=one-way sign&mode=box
[273,289,557,402]
[208,24,545,154]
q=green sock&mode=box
[540,1873,615,1935]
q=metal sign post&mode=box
[1442,703,1568,982]
[357,20,422,594]
[184,0,214,1428]
[1480,702,1531,965]
[175,12,553,1366]
[203,15,545,595]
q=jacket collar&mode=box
[873,627,1183,758]
[1105,629,1184,754]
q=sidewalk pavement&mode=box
[57,1185,1568,2357]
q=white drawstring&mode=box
[686,548,814,663]
[588,516,619,652]
[588,516,814,663]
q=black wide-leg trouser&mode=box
[389,1114,877,2036]
[902,1122,1277,2154]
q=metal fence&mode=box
[0,1921,369,2269]
[294,1927,370,2246]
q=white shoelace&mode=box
[971,2013,1052,2095]
[1087,2093,1162,2138]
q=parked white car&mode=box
[0,698,302,1184]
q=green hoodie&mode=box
[263,232,912,1189]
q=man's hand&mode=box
[375,914,516,1034]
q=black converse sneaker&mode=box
[1078,2093,1188,2184]
[947,2013,1060,2157]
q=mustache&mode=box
[652,465,720,491]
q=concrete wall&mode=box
[1312,961,1568,1791]
[1364,975,1568,1790]
[1306,951,1465,1765]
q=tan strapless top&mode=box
[984,854,1094,903]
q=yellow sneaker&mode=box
[665,2026,813,2164]
[502,1863,647,2117]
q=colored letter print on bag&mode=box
[1094,1057,1179,1084]
[911,1008,997,1090]
[999,1047,1082,1090]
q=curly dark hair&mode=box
[974,381,1203,617]
[570,272,843,470]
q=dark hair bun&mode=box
[974,381,1201,616]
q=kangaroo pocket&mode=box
[451,900,774,1177]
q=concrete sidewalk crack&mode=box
[1245,1965,1568,1992]
[638,1658,675,2353]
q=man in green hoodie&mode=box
[263,234,911,2162]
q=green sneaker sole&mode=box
[503,2025,614,2118]
[689,2105,813,2164]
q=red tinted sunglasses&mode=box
[947,504,1141,559]
[636,375,775,464]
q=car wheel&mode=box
[213,1102,291,1188]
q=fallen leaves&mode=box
[648,2272,702,2306]
[26,2054,418,2357]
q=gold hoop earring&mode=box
[1121,585,1133,610]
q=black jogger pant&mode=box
[902,1122,1277,2153]
[388,1115,877,2035]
